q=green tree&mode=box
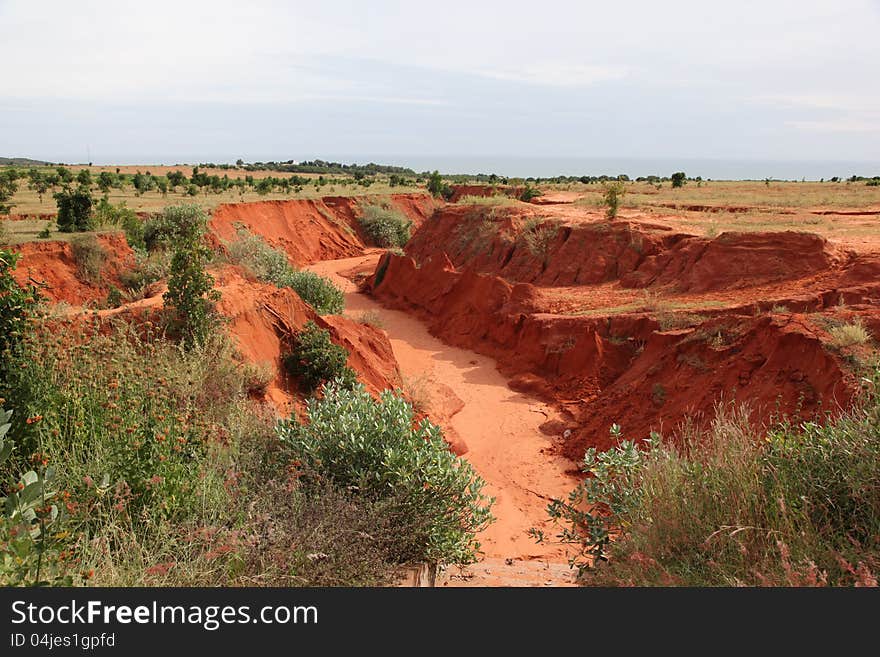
[0,170,18,215]
[97,171,115,193]
[76,169,92,187]
[54,185,94,232]
[670,171,687,188]
[161,205,219,349]
[601,181,626,219]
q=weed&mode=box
[70,234,107,284]
[828,320,870,349]
[357,310,385,329]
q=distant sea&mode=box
[84,154,880,181]
[343,155,880,181]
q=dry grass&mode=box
[828,320,871,348]
[455,194,518,207]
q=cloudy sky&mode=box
[1,0,879,171]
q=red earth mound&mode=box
[369,251,860,456]
[405,205,844,292]
[11,232,134,304]
[209,194,436,266]
[98,266,403,412]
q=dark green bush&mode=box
[282,321,355,392]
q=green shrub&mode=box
[161,205,219,349]
[226,228,290,283]
[70,234,107,284]
[283,271,344,315]
[37,225,51,239]
[537,397,880,586]
[55,185,93,232]
[226,229,344,314]
[358,204,412,248]
[282,321,355,392]
[519,185,542,202]
[276,382,494,565]
[602,181,626,220]
[0,249,41,431]
[426,170,453,199]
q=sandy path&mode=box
[308,254,578,585]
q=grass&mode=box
[827,320,871,348]
[543,396,880,586]
[455,194,518,207]
[568,292,725,318]
[70,234,107,284]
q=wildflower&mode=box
[25,415,43,425]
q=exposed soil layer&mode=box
[405,205,846,292]
[11,232,134,304]
[209,194,436,266]
[370,202,880,458]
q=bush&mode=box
[70,234,107,284]
[226,228,291,283]
[226,229,344,314]
[161,205,219,349]
[276,382,494,565]
[537,397,880,586]
[285,271,345,315]
[358,204,412,248]
[519,185,542,202]
[671,171,687,188]
[426,170,453,199]
[55,185,94,232]
[282,321,355,392]
[602,181,626,220]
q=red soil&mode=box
[370,202,877,457]
[11,232,134,304]
[209,194,436,266]
[405,205,844,292]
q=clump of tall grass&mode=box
[828,320,870,348]
[537,392,880,586]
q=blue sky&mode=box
[1,0,879,168]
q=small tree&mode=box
[602,181,626,220]
[76,169,92,187]
[54,185,93,232]
[161,205,219,349]
[427,170,452,199]
[671,171,687,188]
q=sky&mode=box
[1,0,879,173]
